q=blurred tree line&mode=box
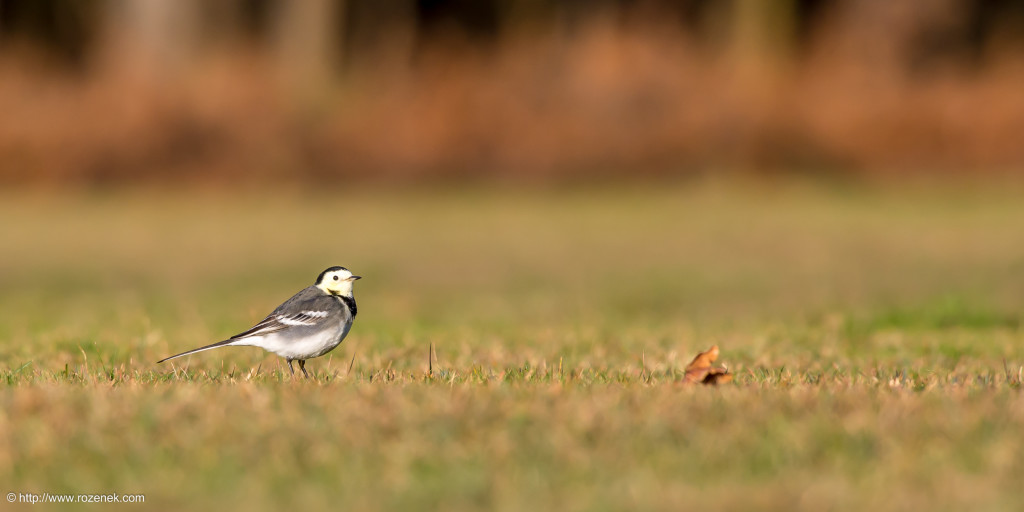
[3,0,1022,74]
[1,0,1023,185]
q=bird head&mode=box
[316,266,361,297]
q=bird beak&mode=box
[351,276,362,280]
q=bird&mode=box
[158,266,361,378]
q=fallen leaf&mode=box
[701,367,734,385]
[683,345,733,385]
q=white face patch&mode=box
[316,268,359,297]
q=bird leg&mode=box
[298,360,310,379]
[287,359,295,376]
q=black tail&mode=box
[157,339,237,364]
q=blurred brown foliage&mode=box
[1,0,1023,187]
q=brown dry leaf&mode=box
[701,367,734,385]
[683,345,733,385]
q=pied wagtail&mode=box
[158,266,360,378]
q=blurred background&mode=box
[5,5,1024,510]
[1,0,1023,186]
[2,0,1024,368]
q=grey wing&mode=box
[229,286,342,340]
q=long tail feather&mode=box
[157,339,238,364]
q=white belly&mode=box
[234,320,352,360]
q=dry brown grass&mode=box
[1,183,1023,510]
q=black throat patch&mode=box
[337,295,357,317]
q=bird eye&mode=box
[333,275,339,281]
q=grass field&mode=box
[1,181,1023,511]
